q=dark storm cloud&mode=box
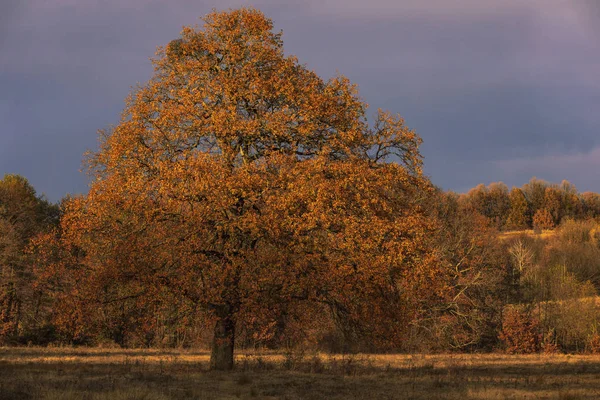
[277,1,600,191]
[574,0,600,32]
[1,0,599,201]
[0,1,25,43]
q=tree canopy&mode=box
[49,8,439,369]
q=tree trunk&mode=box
[210,306,235,370]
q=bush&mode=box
[587,332,600,354]
[541,329,560,354]
[499,307,541,354]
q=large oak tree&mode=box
[54,8,441,369]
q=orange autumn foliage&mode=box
[44,8,442,369]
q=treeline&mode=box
[3,172,600,355]
[458,178,600,231]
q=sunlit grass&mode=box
[3,347,600,399]
[499,229,556,240]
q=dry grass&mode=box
[2,347,600,399]
[499,229,556,240]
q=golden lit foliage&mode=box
[48,8,437,368]
[533,208,554,232]
[506,188,528,230]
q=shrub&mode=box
[586,328,600,354]
[542,329,560,354]
[499,307,541,354]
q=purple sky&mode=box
[1,0,599,201]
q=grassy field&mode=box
[498,229,556,240]
[2,347,600,399]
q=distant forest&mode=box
[4,173,600,357]
[456,178,600,232]
[2,8,600,370]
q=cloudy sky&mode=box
[1,0,599,201]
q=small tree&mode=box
[522,177,548,221]
[533,209,554,233]
[499,306,541,354]
[506,188,528,230]
[544,187,563,226]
